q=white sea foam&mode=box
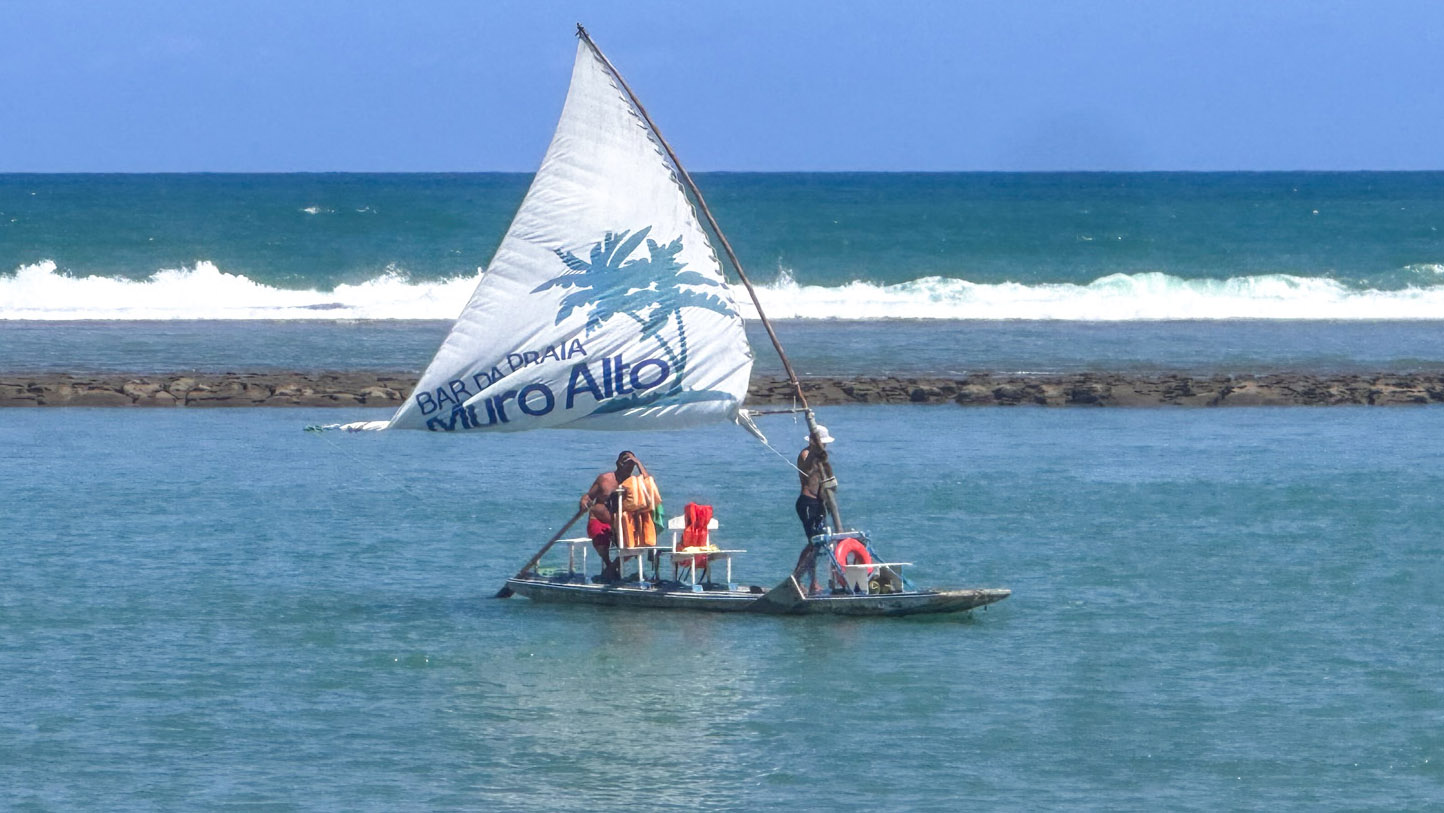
[5,260,1444,321]
[1,261,480,320]
[742,269,1444,321]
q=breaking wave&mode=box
[5,260,1444,321]
[747,269,1444,320]
[0,261,479,320]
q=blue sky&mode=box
[2,0,1441,171]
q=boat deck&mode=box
[505,529,1010,617]
[504,573,1010,616]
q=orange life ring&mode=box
[833,537,872,590]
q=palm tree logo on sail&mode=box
[533,226,740,415]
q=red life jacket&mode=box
[682,503,713,548]
[679,503,714,570]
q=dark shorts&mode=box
[795,494,827,539]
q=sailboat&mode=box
[334,26,1009,616]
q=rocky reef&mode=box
[4,371,1444,407]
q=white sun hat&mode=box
[807,425,835,444]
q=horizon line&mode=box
[4,168,1444,176]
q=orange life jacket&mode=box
[617,474,660,548]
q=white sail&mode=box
[386,38,753,433]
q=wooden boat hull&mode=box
[502,576,1010,617]
[753,587,1011,616]
[503,577,763,612]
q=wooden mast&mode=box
[575,24,843,531]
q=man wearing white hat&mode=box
[795,425,834,540]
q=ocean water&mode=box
[3,406,1442,810]
[7,319,1444,377]
[4,172,1444,322]
[5,173,1444,809]
[4,172,1444,375]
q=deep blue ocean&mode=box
[6,172,1444,302]
[4,173,1444,809]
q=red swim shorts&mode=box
[587,518,613,556]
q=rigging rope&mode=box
[758,434,806,476]
[741,407,808,476]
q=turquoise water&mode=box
[6,171,1444,809]
[7,319,1444,376]
[5,172,1444,320]
[4,406,1442,809]
[6,172,1444,289]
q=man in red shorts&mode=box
[580,451,646,582]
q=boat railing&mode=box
[541,524,744,591]
[801,530,917,595]
[841,562,913,594]
[663,546,745,590]
[613,543,664,585]
[535,538,594,581]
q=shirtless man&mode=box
[790,426,835,594]
[795,426,833,540]
[580,451,647,581]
